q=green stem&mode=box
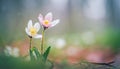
[30,37,32,50]
[41,30,45,55]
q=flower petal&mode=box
[34,22,40,32]
[45,12,52,21]
[50,19,60,27]
[25,27,31,36]
[28,20,33,29]
[38,14,44,24]
[33,34,42,38]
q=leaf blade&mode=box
[29,49,35,61]
[32,47,41,60]
[43,46,51,61]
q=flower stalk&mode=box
[41,29,45,55]
[29,37,32,50]
[38,12,60,55]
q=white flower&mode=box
[4,46,19,57]
[38,12,60,28]
[25,20,42,38]
[55,38,66,49]
[48,38,66,49]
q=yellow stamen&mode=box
[44,20,49,25]
[30,27,37,36]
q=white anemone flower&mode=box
[38,12,60,29]
[25,20,42,38]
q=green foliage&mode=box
[43,46,51,61]
[32,47,42,60]
[29,49,35,61]
[97,28,120,53]
[28,46,52,69]
[29,46,51,62]
[0,55,52,69]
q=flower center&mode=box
[30,27,37,36]
[44,20,49,25]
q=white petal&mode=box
[50,19,60,27]
[34,22,40,32]
[38,14,43,23]
[33,34,42,38]
[25,27,31,36]
[28,20,33,29]
[45,12,52,21]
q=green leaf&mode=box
[29,49,35,61]
[43,46,51,61]
[32,47,41,60]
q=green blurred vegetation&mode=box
[96,28,120,53]
[0,55,52,69]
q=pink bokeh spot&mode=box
[85,49,115,63]
[65,46,83,64]
[85,52,103,63]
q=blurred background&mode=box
[0,0,120,67]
